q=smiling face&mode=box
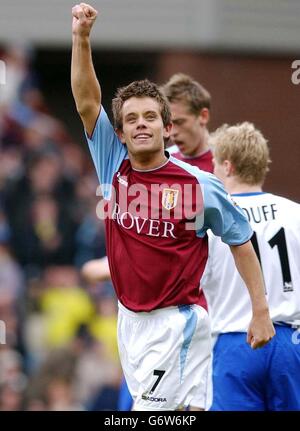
[119,97,171,158]
[170,101,209,157]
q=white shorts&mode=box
[117,302,212,411]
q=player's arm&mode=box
[71,3,100,136]
[230,241,275,349]
[81,257,111,283]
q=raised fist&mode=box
[72,3,98,37]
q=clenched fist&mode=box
[72,3,98,37]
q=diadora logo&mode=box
[141,392,167,403]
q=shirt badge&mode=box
[162,188,179,210]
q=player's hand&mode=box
[81,257,111,283]
[72,3,98,37]
[247,311,275,349]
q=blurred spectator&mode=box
[60,143,87,180]
[39,266,94,348]
[46,378,83,411]
[4,151,78,270]
[0,45,36,109]
[88,283,119,362]
[73,336,121,409]
[0,348,26,387]
[75,210,106,267]
[74,173,107,266]
[0,43,118,411]
[71,283,122,409]
[0,208,25,351]
[87,384,119,411]
[21,115,60,153]
[0,380,25,411]
[24,346,78,410]
[0,347,27,411]
[0,147,23,188]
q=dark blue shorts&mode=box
[210,325,300,411]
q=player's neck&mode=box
[129,150,168,171]
[226,180,263,194]
[188,131,210,157]
[189,144,210,158]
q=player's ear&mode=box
[116,128,126,145]
[199,108,210,126]
[224,160,234,177]
[163,123,172,139]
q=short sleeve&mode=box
[196,173,253,245]
[85,107,127,198]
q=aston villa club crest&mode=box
[162,188,179,210]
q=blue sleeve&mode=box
[85,107,128,198]
[196,173,253,245]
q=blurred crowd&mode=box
[0,45,122,411]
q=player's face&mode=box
[120,97,171,157]
[170,101,208,157]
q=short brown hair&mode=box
[211,122,271,185]
[161,73,211,115]
[112,79,171,130]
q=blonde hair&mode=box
[211,122,271,185]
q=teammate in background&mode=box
[162,73,213,311]
[71,3,274,411]
[161,73,213,173]
[203,122,300,411]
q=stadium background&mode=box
[0,0,299,410]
